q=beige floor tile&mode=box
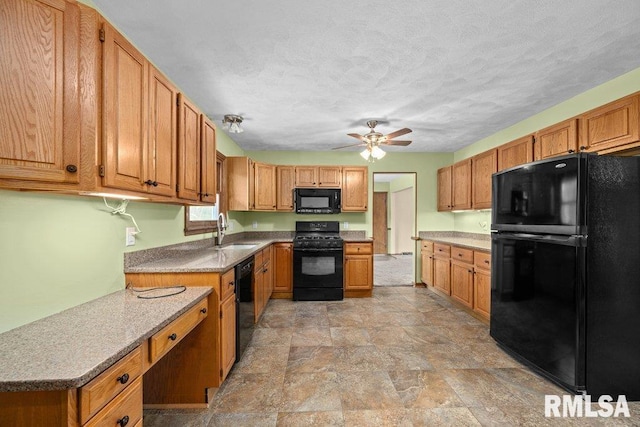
[208,412,278,427]
[287,346,335,373]
[376,345,434,371]
[277,410,345,426]
[212,372,284,413]
[330,327,372,346]
[337,371,404,410]
[328,310,365,327]
[440,369,529,407]
[280,372,342,412]
[388,370,465,408]
[233,345,290,374]
[342,409,413,427]
[410,407,482,426]
[291,327,333,347]
[333,345,388,372]
[250,327,294,347]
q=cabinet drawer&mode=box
[421,240,433,253]
[220,268,235,302]
[84,376,142,427]
[474,251,491,270]
[262,246,271,264]
[451,246,473,264]
[254,250,264,272]
[79,347,142,424]
[345,243,372,255]
[433,243,451,258]
[149,298,208,363]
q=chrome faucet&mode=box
[216,212,228,246]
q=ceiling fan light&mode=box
[230,121,243,133]
[371,145,386,159]
[360,148,371,160]
[222,114,244,133]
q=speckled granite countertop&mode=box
[124,230,370,273]
[0,287,211,392]
[418,231,491,252]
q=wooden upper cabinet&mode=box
[437,166,452,211]
[534,119,578,161]
[472,149,497,209]
[497,135,534,171]
[295,166,317,187]
[452,159,471,210]
[147,66,177,197]
[102,22,148,193]
[318,167,342,187]
[0,0,81,184]
[579,94,640,154]
[177,94,201,201]
[276,166,295,210]
[342,167,368,211]
[200,116,217,204]
[227,157,254,211]
[254,162,276,210]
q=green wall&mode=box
[452,66,640,234]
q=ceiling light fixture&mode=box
[222,114,244,133]
[360,143,386,162]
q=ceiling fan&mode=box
[333,120,412,161]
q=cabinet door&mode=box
[437,166,452,211]
[534,119,578,161]
[472,149,497,209]
[344,255,373,290]
[273,243,293,292]
[579,94,640,153]
[497,135,534,171]
[177,94,200,201]
[220,294,236,381]
[0,0,80,184]
[474,268,491,319]
[433,257,450,294]
[102,22,148,192]
[421,252,433,286]
[276,166,295,210]
[342,167,368,211]
[200,116,217,204]
[254,162,276,210]
[452,159,471,210]
[450,261,473,308]
[295,166,317,187]
[147,66,177,197]
[318,166,342,187]
[253,268,264,322]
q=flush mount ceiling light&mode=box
[359,143,387,162]
[221,114,244,133]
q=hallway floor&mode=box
[144,287,639,426]
[373,254,414,286]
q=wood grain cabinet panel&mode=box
[433,256,450,295]
[219,292,236,382]
[452,159,472,210]
[295,166,317,187]
[276,166,295,210]
[437,166,452,211]
[0,0,81,184]
[420,240,434,287]
[84,377,142,427]
[534,119,578,160]
[344,255,373,290]
[471,149,497,209]
[273,243,293,294]
[177,94,201,201]
[342,167,368,211]
[199,116,217,204]
[579,94,640,154]
[254,162,277,210]
[473,251,491,319]
[497,135,534,171]
[318,166,342,187]
[450,260,473,308]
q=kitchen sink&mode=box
[221,243,257,250]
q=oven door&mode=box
[293,248,343,288]
[490,232,586,392]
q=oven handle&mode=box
[293,248,344,252]
[493,232,585,247]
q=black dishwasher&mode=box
[235,256,254,363]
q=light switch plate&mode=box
[125,227,136,246]
[252,221,258,229]
[343,221,349,229]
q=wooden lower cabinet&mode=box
[344,242,373,297]
[272,243,293,297]
[433,256,450,295]
[420,240,434,286]
[450,260,473,308]
[219,291,236,381]
[473,251,492,320]
[254,245,273,321]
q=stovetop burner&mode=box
[294,221,343,249]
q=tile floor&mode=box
[373,254,414,286]
[144,287,640,426]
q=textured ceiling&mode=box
[92,0,640,153]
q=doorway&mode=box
[372,173,416,287]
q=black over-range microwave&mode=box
[294,188,341,214]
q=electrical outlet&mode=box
[228,221,234,231]
[252,221,258,229]
[125,227,136,246]
[343,221,349,229]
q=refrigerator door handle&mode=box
[495,232,584,246]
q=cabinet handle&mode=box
[116,373,129,384]
[457,253,462,257]
[144,180,158,187]
[468,269,472,273]
[229,281,234,287]
[579,146,587,151]
[568,149,575,153]
[65,164,78,173]
[168,333,177,341]
[484,260,489,264]
[200,308,207,314]
[117,415,129,427]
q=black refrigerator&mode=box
[490,153,640,399]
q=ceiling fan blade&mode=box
[332,142,366,150]
[384,128,412,140]
[347,133,367,142]
[382,140,412,146]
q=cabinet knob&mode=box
[579,146,587,151]
[568,149,575,153]
[200,308,207,314]
[117,415,129,427]
[484,260,489,264]
[144,180,158,187]
[229,281,234,287]
[168,333,177,341]
[65,164,78,173]
[116,373,129,384]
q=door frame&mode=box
[372,191,388,254]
